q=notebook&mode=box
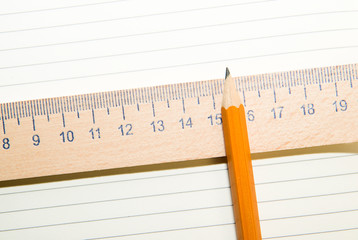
[0,0,358,239]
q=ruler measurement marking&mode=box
[113,91,118,107]
[348,64,353,88]
[62,97,66,113]
[3,103,7,120]
[60,99,66,128]
[179,84,184,106]
[45,99,50,122]
[249,75,254,92]
[154,86,159,102]
[110,91,115,108]
[6,103,10,119]
[196,82,203,97]
[41,99,45,117]
[53,98,57,114]
[256,74,260,92]
[283,71,287,88]
[287,71,292,94]
[123,90,127,106]
[307,69,311,86]
[164,86,169,108]
[302,70,308,100]
[70,96,74,114]
[325,66,330,84]
[49,99,53,116]
[55,97,59,114]
[261,73,266,91]
[15,102,20,125]
[19,102,23,119]
[189,82,194,98]
[182,98,185,114]
[1,105,6,134]
[30,103,36,131]
[203,81,208,97]
[213,80,218,96]
[166,99,170,108]
[237,76,242,92]
[294,70,299,87]
[144,87,148,104]
[74,95,78,113]
[62,113,66,128]
[155,86,159,102]
[121,93,126,121]
[168,85,172,104]
[269,74,276,103]
[89,94,94,111]
[27,102,31,118]
[83,94,87,111]
[24,102,28,118]
[92,108,96,124]
[189,82,192,98]
[75,96,80,118]
[322,67,327,84]
[256,74,262,97]
[161,85,166,102]
[149,88,155,117]
[174,84,178,100]
[247,75,252,91]
[329,65,334,83]
[37,99,42,116]
[128,89,133,105]
[94,93,98,110]
[130,88,133,104]
[7,103,12,120]
[105,92,110,115]
[211,93,216,110]
[22,102,27,118]
[242,89,247,107]
[87,94,91,111]
[331,66,338,97]
[11,102,16,119]
[103,92,108,110]
[66,96,70,113]
[141,87,146,104]
[104,92,108,111]
[318,67,323,91]
[151,101,155,117]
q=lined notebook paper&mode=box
[1,153,358,239]
[0,0,358,239]
[0,0,358,101]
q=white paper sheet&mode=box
[0,153,358,239]
[0,0,357,239]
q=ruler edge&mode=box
[0,63,357,183]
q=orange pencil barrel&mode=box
[222,104,262,240]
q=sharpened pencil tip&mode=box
[222,68,243,109]
[225,67,230,79]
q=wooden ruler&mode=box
[0,63,357,181]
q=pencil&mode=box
[221,68,262,240]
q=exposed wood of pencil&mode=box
[222,68,262,240]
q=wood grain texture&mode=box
[0,63,357,181]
